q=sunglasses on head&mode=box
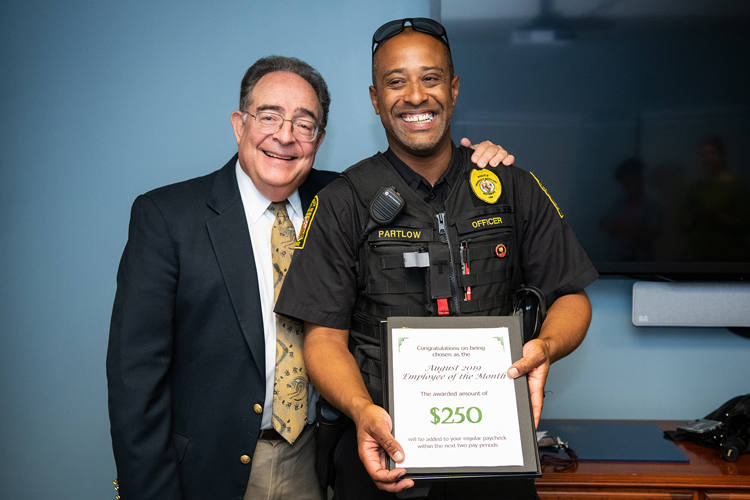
[372,17,451,56]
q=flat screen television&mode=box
[446,5,750,281]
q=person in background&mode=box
[600,158,662,261]
[682,135,750,262]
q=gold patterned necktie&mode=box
[268,201,307,444]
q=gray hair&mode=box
[239,56,331,130]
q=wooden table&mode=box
[535,420,750,500]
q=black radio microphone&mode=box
[357,186,406,246]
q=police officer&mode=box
[276,18,597,500]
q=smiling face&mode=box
[370,29,459,159]
[231,71,325,202]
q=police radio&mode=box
[512,285,547,343]
[356,186,406,246]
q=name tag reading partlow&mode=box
[382,316,540,481]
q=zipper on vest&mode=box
[436,213,459,315]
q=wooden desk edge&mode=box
[535,419,750,491]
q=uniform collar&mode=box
[383,142,461,192]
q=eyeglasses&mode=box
[372,17,451,56]
[244,111,320,142]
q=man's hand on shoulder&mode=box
[355,403,414,493]
[460,138,515,168]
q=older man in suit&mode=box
[107,55,336,500]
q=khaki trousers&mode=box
[244,424,323,500]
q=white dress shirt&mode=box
[235,161,317,428]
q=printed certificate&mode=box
[382,315,540,480]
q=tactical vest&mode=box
[341,147,524,405]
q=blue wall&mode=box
[543,278,749,420]
[1,2,748,499]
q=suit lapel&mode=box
[205,156,265,379]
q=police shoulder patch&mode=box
[470,169,502,204]
[294,196,318,250]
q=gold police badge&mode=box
[470,169,501,204]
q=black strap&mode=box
[367,277,425,295]
[351,318,381,339]
[459,293,508,313]
[540,443,578,472]
[457,268,513,288]
[354,297,426,318]
[380,254,413,269]
[467,242,511,261]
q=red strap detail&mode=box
[437,298,450,316]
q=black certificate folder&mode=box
[382,315,541,480]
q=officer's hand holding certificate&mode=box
[382,316,540,480]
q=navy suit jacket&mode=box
[107,155,337,500]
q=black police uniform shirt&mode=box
[275,144,598,332]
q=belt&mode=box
[259,424,311,441]
[258,428,284,440]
